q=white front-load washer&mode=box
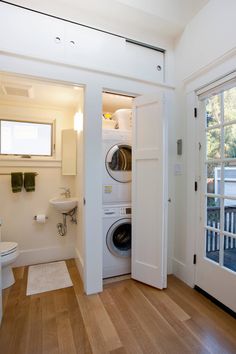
[103,129,132,204]
[103,204,131,278]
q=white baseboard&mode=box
[172,257,195,288]
[13,244,75,267]
[74,247,84,282]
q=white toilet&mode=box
[0,242,19,289]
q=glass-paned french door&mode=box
[205,86,236,272]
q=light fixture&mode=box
[74,111,83,132]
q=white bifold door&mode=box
[132,94,167,289]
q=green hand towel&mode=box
[11,172,23,193]
[24,173,35,192]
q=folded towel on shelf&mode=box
[24,172,35,192]
[11,172,23,193]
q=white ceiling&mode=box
[0,73,133,113]
[103,93,133,113]
[0,73,82,109]
[116,0,209,29]
[9,0,209,43]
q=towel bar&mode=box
[0,172,38,176]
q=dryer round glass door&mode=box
[106,218,131,257]
[106,144,132,183]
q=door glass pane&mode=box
[113,223,131,251]
[224,199,236,234]
[223,235,236,272]
[205,94,221,127]
[206,229,220,263]
[224,162,236,197]
[224,124,236,158]
[224,87,236,122]
[207,163,221,194]
[108,146,132,171]
[207,129,221,159]
[207,197,220,229]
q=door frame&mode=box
[183,58,236,289]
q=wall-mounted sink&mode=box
[50,197,78,213]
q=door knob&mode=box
[55,36,61,44]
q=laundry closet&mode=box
[101,92,133,279]
[0,1,171,298]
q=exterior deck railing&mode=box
[206,206,236,252]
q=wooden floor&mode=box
[0,260,236,354]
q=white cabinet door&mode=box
[64,22,164,83]
[131,94,167,289]
[64,22,126,72]
[0,3,164,83]
[124,42,164,83]
[0,2,64,63]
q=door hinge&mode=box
[194,107,197,118]
[83,198,86,206]
[194,181,198,191]
[198,142,202,150]
[193,254,197,264]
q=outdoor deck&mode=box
[207,205,236,271]
[207,248,236,271]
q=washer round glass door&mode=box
[106,144,132,183]
[106,218,131,257]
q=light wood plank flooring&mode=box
[0,259,236,354]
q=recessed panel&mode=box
[135,159,162,267]
[136,103,161,150]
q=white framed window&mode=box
[0,119,53,157]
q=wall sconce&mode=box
[74,111,83,132]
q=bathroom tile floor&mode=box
[0,259,236,354]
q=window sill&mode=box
[0,157,61,168]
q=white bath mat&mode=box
[26,261,73,296]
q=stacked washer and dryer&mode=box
[102,109,132,279]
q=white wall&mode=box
[0,101,77,266]
[175,0,236,82]
[173,0,236,285]
[74,91,85,280]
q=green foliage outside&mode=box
[206,87,236,222]
[206,87,236,160]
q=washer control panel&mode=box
[120,207,131,216]
[103,206,132,217]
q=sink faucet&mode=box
[60,187,71,198]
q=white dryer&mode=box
[103,204,131,278]
[103,129,132,204]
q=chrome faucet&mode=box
[60,187,71,198]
